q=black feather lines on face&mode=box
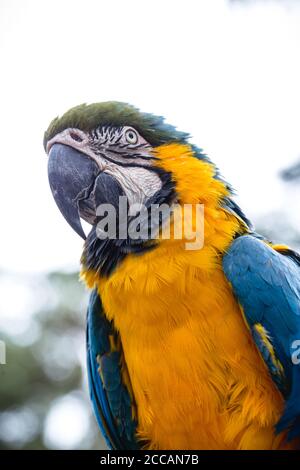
[88,125,154,167]
[81,167,176,278]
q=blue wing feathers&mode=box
[86,289,139,449]
[251,325,287,394]
[223,235,300,441]
[276,366,300,438]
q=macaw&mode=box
[44,102,300,450]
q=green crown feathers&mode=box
[44,101,190,150]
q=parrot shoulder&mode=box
[223,234,300,441]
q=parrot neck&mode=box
[81,142,250,284]
[80,165,177,277]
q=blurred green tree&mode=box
[0,272,106,450]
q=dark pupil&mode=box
[70,132,83,142]
[128,132,134,140]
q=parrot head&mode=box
[44,101,250,276]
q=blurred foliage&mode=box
[255,211,300,249]
[0,272,106,450]
[281,160,300,182]
[254,160,300,250]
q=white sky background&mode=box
[1,0,300,273]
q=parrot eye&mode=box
[70,131,83,142]
[125,128,138,145]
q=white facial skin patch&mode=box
[47,126,163,210]
[104,164,162,209]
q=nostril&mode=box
[70,131,83,143]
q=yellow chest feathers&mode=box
[84,244,289,449]
[81,144,290,449]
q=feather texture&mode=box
[82,143,299,449]
[223,235,300,441]
[86,289,139,449]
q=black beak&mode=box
[48,144,100,239]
